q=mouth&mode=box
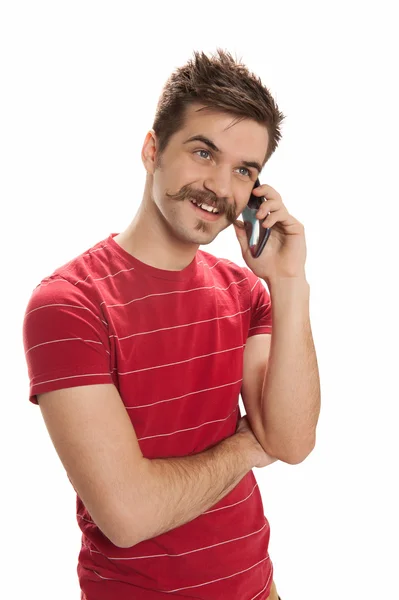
[189,198,222,221]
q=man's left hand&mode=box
[233,183,307,281]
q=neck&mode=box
[114,175,200,271]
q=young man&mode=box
[23,49,320,600]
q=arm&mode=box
[139,426,264,546]
[241,277,320,464]
[25,280,273,549]
[38,383,272,549]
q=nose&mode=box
[203,169,233,203]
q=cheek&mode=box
[235,198,251,218]
[151,168,184,208]
[170,154,199,181]
[239,197,249,210]
[162,158,201,193]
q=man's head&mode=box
[141,49,285,248]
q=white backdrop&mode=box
[1,1,398,599]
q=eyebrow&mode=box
[183,134,263,174]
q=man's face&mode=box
[148,103,269,246]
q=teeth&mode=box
[191,199,219,214]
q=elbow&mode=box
[285,439,316,465]
[109,512,149,549]
[283,450,312,465]
[112,534,141,549]
[108,518,145,548]
[269,437,316,465]
[103,503,148,549]
[98,518,143,549]
[109,461,153,548]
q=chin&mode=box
[172,225,215,247]
[185,233,215,246]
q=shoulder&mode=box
[25,234,111,314]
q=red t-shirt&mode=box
[23,232,273,599]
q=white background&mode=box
[1,1,398,599]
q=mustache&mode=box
[165,183,239,224]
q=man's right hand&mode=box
[236,415,279,469]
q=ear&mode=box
[141,129,159,174]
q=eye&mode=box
[236,166,251,177]
[195,149,212,160]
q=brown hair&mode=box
[152,48,286,166]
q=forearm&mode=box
[125,433,257,547]
[262,276,321,462]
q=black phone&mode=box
[241,178,271,258]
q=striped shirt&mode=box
[23,232,274,599]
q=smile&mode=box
[190,199,219,213]
[189,199,222,221]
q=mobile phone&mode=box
[241,178,271,258]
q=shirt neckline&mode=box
[107,233,199,281]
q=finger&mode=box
[261,213,275,227]
[261,209,294,228]
[255,199,278,219]
[252,185,281,201]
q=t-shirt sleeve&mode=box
[22,277,113,404]
[244,267,273,337]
